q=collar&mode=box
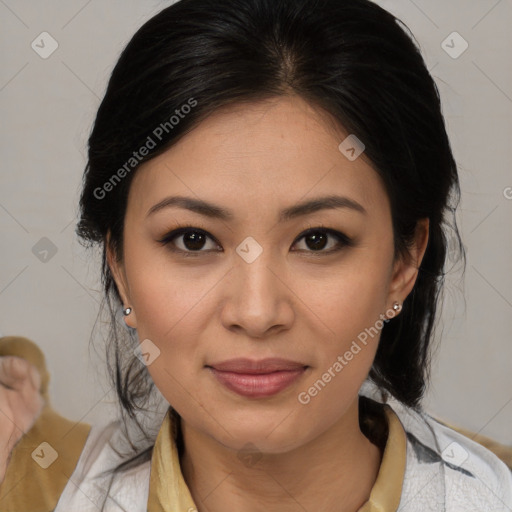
[147,403,407,511]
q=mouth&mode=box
[205,358,309,398]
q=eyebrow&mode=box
[146,194,367,221]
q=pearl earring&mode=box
[123,307,132,316]
[392,301,402,313]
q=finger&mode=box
[0,358,20,389]
[1,383,45,434]
[0,378,15,391]
[0,357,37,390]
[0,357,26,381]
[27,364,41,392]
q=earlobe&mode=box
[121,305,137,329]
[106,232,138,329]
[122,305,137,329]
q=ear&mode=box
[106,231,138,329]
[387,218,430,308]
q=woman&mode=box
[3,0,512,510]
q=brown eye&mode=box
[159,227,221,255]
[158,225,352,257]
[292,228,352,254]
[179,231,208,251]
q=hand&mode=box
[0,356,44,484]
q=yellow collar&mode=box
[148,404,406,511]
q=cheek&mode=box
[136,310,207,413]
[296,301,383,428]
[294,248,391,394]
[293,252,391,341]
[123,233,213,338]
[120,244,206,404]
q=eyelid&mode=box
[157,224,221,250]
[157,224,353,255]
[293,225,354,252]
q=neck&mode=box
[180,397,383,512]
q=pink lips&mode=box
[206,358,308,398]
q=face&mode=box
[108,95,428,454]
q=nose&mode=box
[220,252,295,339]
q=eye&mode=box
[158,225,221,256]
[291,226,353,254]
[158,224,353,257]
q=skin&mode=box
[108,95,429,512]
[0,356,43,484]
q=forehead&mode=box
[128,96,389,221]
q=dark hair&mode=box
[76,0,465,480]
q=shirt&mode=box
[147,401,406,511]
[54,389,512,511]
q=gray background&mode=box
[1,0,511,443]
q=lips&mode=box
[206,358,308,398]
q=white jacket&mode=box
[55,388,512,511]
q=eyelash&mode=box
[157,223,354,258]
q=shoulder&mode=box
[388,398,512,511]
[55,420,151,511]
[427,415,512,510]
